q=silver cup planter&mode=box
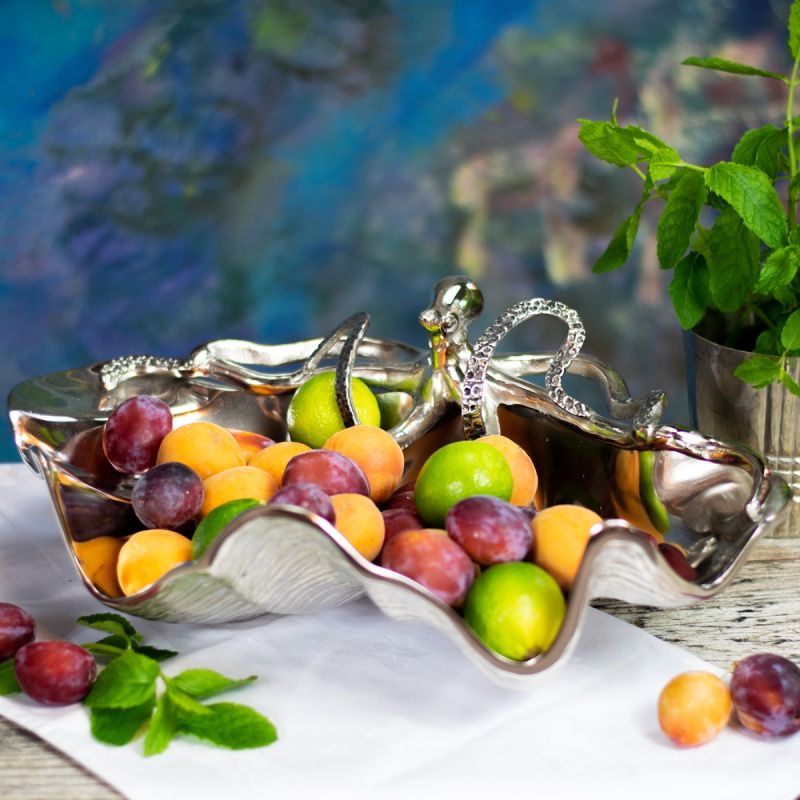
[684,329,799,538]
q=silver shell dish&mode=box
[8,276,791,688]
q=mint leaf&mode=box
[690,225,713,260]
[754,245,800,294]
[144,695,177,757]
[177,702,278,750]
[0,659,20,695]
[734,354,782,388]
[731,124,786,179]
[132,643,178,663]
[775,284,799,306]
[170,669,257,701]
[657,170,707,269]
[84,651,160,709]
[705,162,788,249]
[790,0,800,59]
[165,685,212,719]
[649,148,682,181]
[755,329,780,355]
[669,253,711,330]
[681,56,786,82]
[626,126,673,156]
[592,202,644,273]
[78,614,140,641]
[578,120,648,167]
[90,698,155,746]
[780,370,800,396]
[82,638,128,661]
[708,208,760,312]
[781,309,800,350]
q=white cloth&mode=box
[0,463,798,800]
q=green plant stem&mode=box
[751,304,783,339]
[786,55,800,230]
[630,164,668,200]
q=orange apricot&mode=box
[323,425,405,503]
[156,421,244,480]
[480,434,538,507]
[228,428,275,462]
[72,537,124,598]
[248,441,311,484]
[116,529,192,596]
[330,493,385,561]
[201,465,278,517]
[658,671,732,747]
[531,504,603,591]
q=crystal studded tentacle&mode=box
[462,298,591,439]
[99,355,191,391]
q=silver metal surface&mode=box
[685,330,799,537]
[6,277,792,687]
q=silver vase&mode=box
[685,330,800,537]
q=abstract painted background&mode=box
[1,0,793,460]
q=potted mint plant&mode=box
[579,2,800,535]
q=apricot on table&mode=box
[200,465,278,517]
[156,421,244,480]
[480,434,538,507]
[72,537,124,598]
[658,671,732,747]
[323,425,405,504]
[116,529,192,596]
[531,504,603,591]
[330,493,385,562]
[249,441,311,485]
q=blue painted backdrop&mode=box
[1,0,792,460]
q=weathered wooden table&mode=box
[2,536,797,799]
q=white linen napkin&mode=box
[0,463,798,800]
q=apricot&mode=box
[156,421,244,480]
[531,504,603,591]
[228,428,275,462]
[201,465,278,517]
[117,529,192,596]
[249,441,311,485]
[480,434,538,507]
[323,425,405,503]
[658,671,732,747]
[611,450,666,542]
[330,493,385,562]
[72,537,124,598]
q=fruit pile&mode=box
[73,369,696,663]
[658,655,800,747]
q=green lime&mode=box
[414,440,513,527]
[286,371,381,449]
[639,450,669,534]
[463,562,566,660]
[191,498,262,560]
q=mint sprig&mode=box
[79,613,277,755]
[578,0,800,397]
[0,612,278,756]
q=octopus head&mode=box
[418,276,483,342]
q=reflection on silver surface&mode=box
[7,277,792,687]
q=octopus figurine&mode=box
[96,274,666,449]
